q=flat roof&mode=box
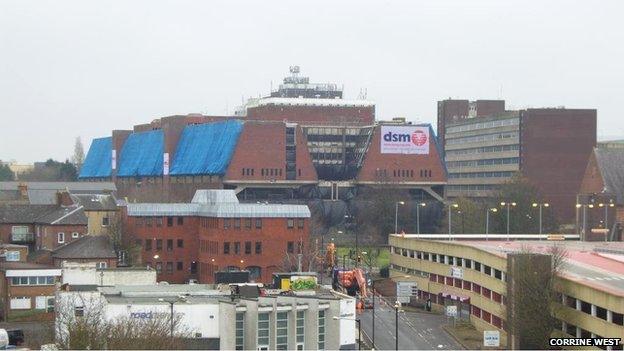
[391,235,624,297]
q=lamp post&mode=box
[158,296,187,343]
[598,200,615,241]
[394,301,401,350]
[485,208,497,240]
[333,316,361,350]
[370,275,409,349]
[416,202,426,234]
[531,202,549,235]
[395,201,405,234]
[500,202,516,240]
[576,203,594,241]
[448,203,459,240]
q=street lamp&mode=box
[370,275,409,349]
[416,202,426,234]
[394,301,403,350]
[576,203,594,241]
[485,208,498,240]
[598,200,615,241]
[500,202,517,239]
[448,203,459,240]
[158,296,187,342]
[531,202,549,235]
[395,201,405,234]
[333,316,361,350]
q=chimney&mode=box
[56,191,75,206]
[17,182,28,200]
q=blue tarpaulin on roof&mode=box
[117,130,164,177]
[79,137,112,178]
[170,120,243,176]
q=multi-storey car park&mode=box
[388,234,624,349]
[79,67,448,230]
[438,99,596,222]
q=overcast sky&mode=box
[1,0,623,163]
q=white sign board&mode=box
[483,330,500,347]
[396,281,417,304]
[450,267,463,279]
[111,150,117,170]
[445,305,458,317]
[380,126,430,154]
[163,153,170,175]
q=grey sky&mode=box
[1,0,623,163]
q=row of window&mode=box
[446,157,519,168]
[392,247,506,282]
[146,261,197,274]
[374,169,433,179]
[224,218,263,229]
[57,232,81,244]
[448,171,515,179]
[261,168,282,177]
[445,144,519,157]
[446,117,519,134]
[556,320,623,350]
[140,239,184,251]
[447,184,496,191]
[223,241,263,255]
[560,293,624,326]
[11,276,56,286]
[135,217,183,227]
[117,175,219,185]
[446,132,518,145]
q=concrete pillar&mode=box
[575,299,581,311]
[607,310,613,323]
[576,327,581,338]
[591,304,597,317]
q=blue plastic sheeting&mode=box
[117,130,164,177]
[79,137,112,178]
[170,120,243,176]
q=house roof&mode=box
[594,148,624,204]
[0,181,117,205]
[52,235,116,259]
[71,193,118,211]
[0,204,88,225]
[0,261,56,271]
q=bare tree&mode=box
[106,216,141,266]
[279,237,323,273]
[72,137,85,171]
[506,244,568,349]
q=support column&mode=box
[591,304,597,317]
[575,299,581,311]
[607,310,613,323]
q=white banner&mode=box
[483,331,500,347]
[380,126,430,154]
[111,150,117,170]
[163,153,170,176]
[450,267,463,279]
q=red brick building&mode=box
[124,189,310,284]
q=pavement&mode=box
[358,300,461,350]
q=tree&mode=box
[439,197,487,234]
[506,244,568,349]
[352,186,409,244]
[0,161,14,181]
[279,236,323,273]
[107,216,141,266]
[491,173,558,235]
[72,137,85,171]
[20,159,77,181]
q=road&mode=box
[358,301,460,350]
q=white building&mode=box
[55,284,356,350]
[61,262,157,286]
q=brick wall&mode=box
[37,224,87,251]
[520,109,597,222]
[357,126,447,183]
[247,105,374,125]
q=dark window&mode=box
[484,265,492,276]
[177,217,183,225]
[465,259,472,269]
[494,269,502,280]
[255,242,262,254]
[224,218,230,229]
[177,239,183,248]
[167,217,173,227]
[167,239,173,251]
[287,241,294,253]
[190,261,197,274]
[474,261,481,272]
[102,217,110,226]
[287,218,294,229]
[255,218,262,229]
[580,300,591,314]
[146,218,153,227]
[177,261,183,271]
[145,240,152,251]
[245,218,252,229]
[245,241,251,255]
[297,218,304,229]
[234,242,240,255]
[595,306,607,320]
[156,239,162,251]
[156,262,162,273]
[224,242,230,254]
[135,239,142,247]
[234,218,241,229]
[156,218,163,227]
[166,262,173,274]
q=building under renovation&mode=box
[80,68,448,234]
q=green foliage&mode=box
[290,278,317,290]
[0,162,15,181]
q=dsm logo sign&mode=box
[381,126,430,154]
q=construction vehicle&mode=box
[332,267,370,309]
